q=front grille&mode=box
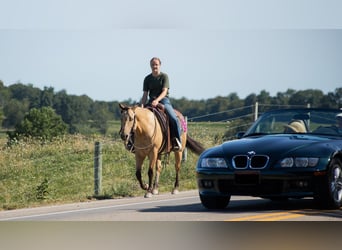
[232,155,269,169]
[232,155,248,168]
[251,155,269,168]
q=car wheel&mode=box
[199,194,231,209]
[315,158,342,209]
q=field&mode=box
[0,122,228,210]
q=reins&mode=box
[127,108,159,152]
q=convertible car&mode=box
[196,108,342,209]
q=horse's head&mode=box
[119,103,136,147]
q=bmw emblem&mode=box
[247,151,256,157]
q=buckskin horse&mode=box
[119,103,205,198]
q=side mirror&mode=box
[236,132,245,139]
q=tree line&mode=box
[0,80,341,135]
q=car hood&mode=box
[215,134,336,158]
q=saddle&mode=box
[147,104,172,153]
[125,104,185,154]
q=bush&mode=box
[7,107,68,143]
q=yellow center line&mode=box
[226,210,304,221]
[225,209,342,221]
[256,213,304,221]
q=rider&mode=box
[140,57,182,151]
[335,113,342,134]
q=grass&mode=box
[0,122,227,210]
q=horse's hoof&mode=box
[172,189,179,195]
[152,189,159,195]
[144,192,153,198]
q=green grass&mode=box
[0,122,227,210]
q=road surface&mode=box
[1,190,342,221]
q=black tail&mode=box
[186,135,205,155]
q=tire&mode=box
[199,194,231,209]
[314,158,342,209]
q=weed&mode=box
[36,178,49,200]
[0,122,226,210]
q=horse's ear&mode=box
[119,103,127,110]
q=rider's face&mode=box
[150,59,161,74]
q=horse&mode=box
[119,103,205,198]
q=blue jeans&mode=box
[158,97,182,142]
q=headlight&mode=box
[280,157,294,167]
[280,157,319,167]
[200,158,227,168]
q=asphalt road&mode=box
[1,190,342,221]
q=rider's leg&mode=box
[160,98,182,149]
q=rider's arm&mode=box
[140,91,148,107]
[152,88,168,107]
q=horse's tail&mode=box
[186,135,205,155]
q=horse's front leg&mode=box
[145,151,158,198]
[136,170,148,190]
[135,155,148,191]
[144,166,154,198]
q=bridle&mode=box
[120,108,159,152]
[119,109,136,152]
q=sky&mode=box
[0,0,342,102]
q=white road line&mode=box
[0,195,199,221]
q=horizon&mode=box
[1,80,339,103]
[1,1,342,102]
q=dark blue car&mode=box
[196,108,342,209]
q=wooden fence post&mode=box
[94,141,102,196]
[254,102,259,121]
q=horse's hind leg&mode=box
[172,132,186,194]
[152,157,162,195]
[172,151,182,195]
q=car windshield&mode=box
[244,109,342,137]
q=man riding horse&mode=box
[140,57,182,152]
[119,57,204,197]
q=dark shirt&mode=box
[143,72,169,100]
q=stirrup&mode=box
[173,138,182,152]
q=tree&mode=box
[8,82,41,103]
[331,88,342,108]
[257,90,271,105]
[7,107,68,142]
[2,99,30,128]
[288,89,324,107]
[272,89,295,106]
[244,93,257,107]
[53,92,93,128]
[89,102,110,134]
[39,86,55,107]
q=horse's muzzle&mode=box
[119,131,135,152]
[120,133,127,141]
[119,127,126,141]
